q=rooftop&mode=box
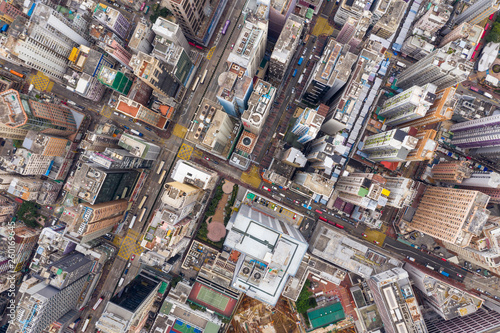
[270,14,304,65]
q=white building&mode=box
[170,160,218,190]
[118,134,161,160]
[241,79,276,135]
[152,17,190,51]
[362,129,419,162]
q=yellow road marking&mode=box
[177,143,193,160]
[206,46,216,60]
[172,124,187,138]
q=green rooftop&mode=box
[159,281,168,294]
[204,322,220,333]
[307,302,345,329]
[159,300,173,315]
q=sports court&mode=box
[170,319,202,333]
[188,282,237,318]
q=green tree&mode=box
[150,7,171,23]
[295,279,317,313]
[486,23,500,43]
[15,201,40,228]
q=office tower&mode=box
[129,51,181,99]
[129,22,155,54]
[453,0,500,26]
[431,161,472,184]
[366,268,427,333]
[85,148,154,170]
[394,87,457,128]
[378,84,437,126]
[0,89,77,137]
[80,130,121,152]
[335,173,389,210]
[0,1,28,23]
[171,160,218,190]
[97,66,133,95]
[241,79,276,135]
[291,105,328,144]
[96,272,162,332]
[372,0,407,39]
[152,40,194,89]
[162,0,228,47]
[152,17,190,51]
[268,0,296,38]
[404,263,483,320]
[227,16,268,78]
[302,38,357,105]
[384,177,416,209]
[362,129,419,162]
[413,3,451,36]
[22,131,70,157]
[224,205,308,306]
[268,14,305,83]
[93,3,130,40]
[161,182,202,224]
[216,70,253,117]
[335,0,373,25]
[306,134,345,172]
[0,122,28,140]
[450,114,500,151]
[0,226,40,272]
[401,36,435,60]
[410,187,490,247]
[406,129,437,161]
[397,49,472,90]
[8,254,91,333]
[118,133,161,160]
[67,200,127,242]
[69,163,139,205]
[336,16,357,44]
[461,172,500,188]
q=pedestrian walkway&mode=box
[30,71,53,92]
[177,143,194,160]
[173,124,187,138]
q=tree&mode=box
[149,7,171,23]
[486,23,500,44]
[295,279,317,313]
[15,201,40,228]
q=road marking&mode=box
[177,143,193,160]
[173,124,188,138]
[206,46,216,60]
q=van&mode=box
[113,112,119,116]
[406,256,416,262]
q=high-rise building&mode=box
[22,130,70,157]
[114,95,169,129]
[129,51,181,100]
[372,0,407,39]
[396,49,472,90]
[334,0,373,25]
[406,129,438,161]
[401,35,435,60]
[452,0,500,26]
[268,14,305,83]
[216,69,253,117]
[384,177,417,209]
[162,0,228,47]
[241,79,276,135]
[413,3,451,36]
[224,205,308,306]
[268,0,297,38]
[96,271,162,333]
[366,267,427,333]
[291,105,327,144]
[0,1,28,24]
[151,35,194,88]
[294,172,336,198]
[440,22,479,48]
[0,225,40,272]
[104,40,132,69]
[93,3,131,40]
[410,187,490,247]
[67,200,128,242]
[306,134,345,173]
[171,160,218,190]
[450,114,500,150]
[335,173,389,210]
[80,130,121,152]
[97,66,133,95]
[460,172,500,188]
[378,84,437,126]
[152,17,190,51]
[0,194,16,223]
[161,182,202,224]
[425,307,500,333]
[7,177,44,201]
[0,89,77,137]
[129,22,155,54]
[431,161,472,184]
[404,263,483,320]
[118,133,161,160]
[0,122,29,140]
[362,129,419,162]
[302,38,357,105]
[394,87,457,128]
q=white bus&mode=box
[118,277,124,287]
[396,61,407,68]
[192,76,200,91]
[158,170,167,184]
[298,74,304,84]
[129,215,137,229]
[92,297,104,311]
[138,207,147,222]
[138,195,148,209]
[200,69,208,84]
[156,160,165,174]
[81,318,90,332]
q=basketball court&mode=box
[188,282,237,318]
[170,319,202,333]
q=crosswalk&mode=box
[177,143,194,160]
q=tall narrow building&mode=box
[453,0,500,26]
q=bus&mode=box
[292,69,297,77]
[81,318,90,332]
[298,74,304,84]
[188,41,204,50]
[129,215,137,229]
[156,160,165,174]
[192,76,200,91]
[200,69,208,84]
[140,2,146,11]
[158,170,167,184]
[144,6,149,14]
[396,61,407,68]
[9,70,23,78]
[92,297,104,311]
[298,57,304,66]
[222,20,230,35]
[130,129,143,137]
[138,195,148,209]
[138,207,147,222]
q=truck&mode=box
[484,92,493,99]
[130,129,143,137]
[440,271,450,277]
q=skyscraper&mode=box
[431,161,472,184]
[450,114,500,149]
[0,89,77,138]
[291,105,327,144]
[453,0,500,26]
[362,129,419,162]
[410,187,490,247]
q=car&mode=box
[477,288,484,293]
[272,186,278,190]
[362,233,367,237]
[231,43,234,49]
[123,125,130,130]
[293,213,297,219]
[373,240,380,245]
[341,217,349,223]
[46,206,53,210]
[204,156,210,161]
[441,258,447,262]
[410,235,416,240]
[213,161,219,165]
[124,268,129,275]
[477,268,482,273]
[0,140,4,146]
[238,24,242,29]
[145,126,152,131]
[113,112,119,116]
[279,208,283,213]
[457,273,463,277]
[406,256,416,262]
[131,254,135,261]
[262,186,271,192]
[12,148,16,154]
[294,200,300,204]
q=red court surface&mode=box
[188,282,237,318]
